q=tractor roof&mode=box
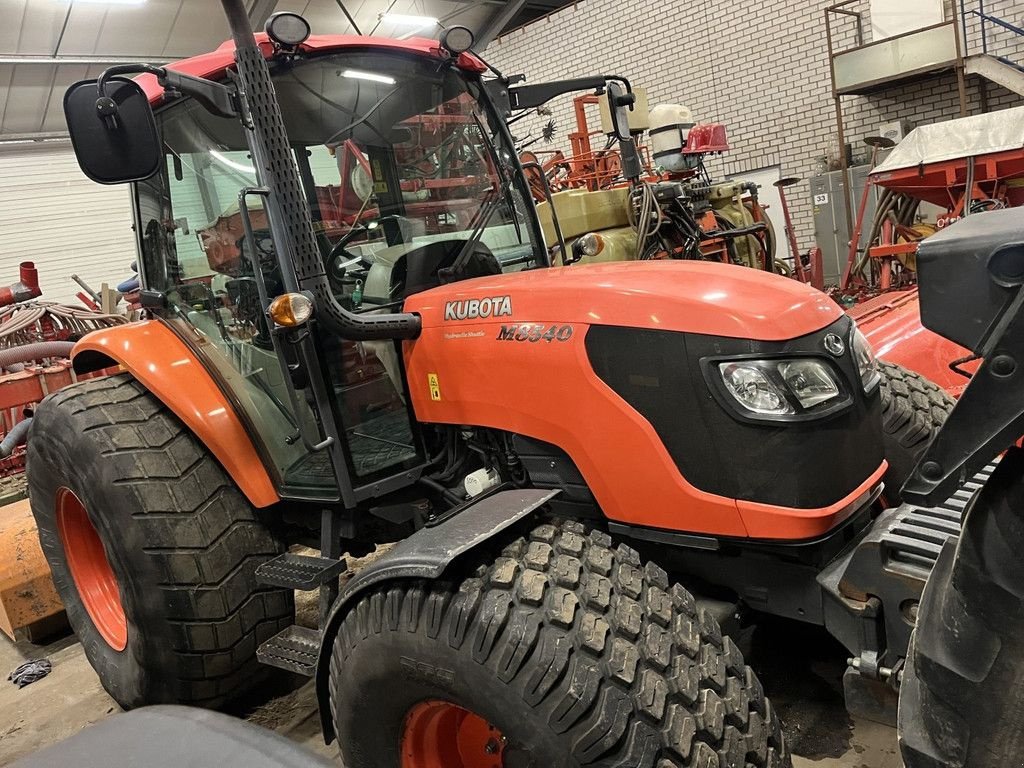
[138,33,486,104]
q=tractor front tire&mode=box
[899,448,1024,767]
[329,519,789,768]
[27,374,293,710]
[878,360,955,501]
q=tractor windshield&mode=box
[133,50,539,496]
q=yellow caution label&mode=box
[427,373,441,401]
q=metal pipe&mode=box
[773,178,806,282]
[332,1,363,35]
[0,55,178,65]
[960,0,969,54]
[980,0,987,53]
[825,4,856,268]
[954,10,969,117]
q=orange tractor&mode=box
[31,4,969,766]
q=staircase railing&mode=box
[960,0,1024,66]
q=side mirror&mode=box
[605,81,634,141]
[64,77,161,185]
[605,81,643,181]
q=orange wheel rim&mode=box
[55,487,127,651]
[402,700,506,768]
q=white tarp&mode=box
[872,106,1024,175]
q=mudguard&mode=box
[71,319,279,508]
[315,487,558,742]
[903,209,1024,505]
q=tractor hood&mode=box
[405,261,842,341]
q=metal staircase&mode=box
[965,54,1024,97]
[961,1,1024,97]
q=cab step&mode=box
[257,625,321,676]
[255,552,347,590]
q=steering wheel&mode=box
[327,240,356,289]
[326,223,374,292]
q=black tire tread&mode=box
[330,519,790,767]
[878,360,953,450]
[28,373,293,707]
[878,361,955,500]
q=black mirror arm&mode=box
[95,63,238,121]
[96,63,166,95]
[506,76,610,112]
[159,70,239,119]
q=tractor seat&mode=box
[363,237,501,304]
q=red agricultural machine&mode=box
[0,263,126,489]
[843,107,1024,296]
[832,111,1024,396]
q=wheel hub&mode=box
[55,487,127,651]
[402,700,506,768]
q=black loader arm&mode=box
[902,207,1024,506]
[314,488,557,742]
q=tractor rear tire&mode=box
[878,360,954,501]
[899,448,1024,767]
[329,519,790,768]
[27,373,293,710]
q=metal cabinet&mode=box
[810,164,878,286]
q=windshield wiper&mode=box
[471,111,522,247]
[443,183,507,280]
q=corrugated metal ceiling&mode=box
[0,0,572,139]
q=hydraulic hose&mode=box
[0,417,31,458]
[0,341,74,368]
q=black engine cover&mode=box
[585,316,884,510]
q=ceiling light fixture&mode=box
[71,0,148,5]
[342,69,396,85]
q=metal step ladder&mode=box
[257,626,321,676]
[255,552,348,590]
[255,552,347,676]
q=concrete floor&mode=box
[0,611,902,767]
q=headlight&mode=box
[716,358,847,419]
[719,362,794,415]
[852,327,880,391]
[778,359,841,408]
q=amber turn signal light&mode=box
[269,293,313,327]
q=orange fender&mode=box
[72,320,279,508]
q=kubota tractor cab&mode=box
[27,3,970,766]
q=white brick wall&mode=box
[488,0,1024,251]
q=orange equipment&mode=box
[0,498,63,640]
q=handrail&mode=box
[961,0,1024,59]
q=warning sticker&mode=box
[427,373,441,401]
